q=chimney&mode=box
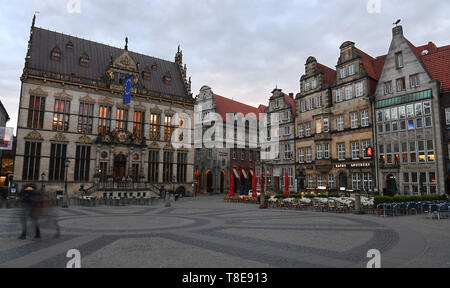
[392,25,403,38]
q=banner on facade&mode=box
[0,127,13,150]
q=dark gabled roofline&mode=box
[0,100,10,121]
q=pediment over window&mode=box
[29,87,48,97]
[149,142,160,149]
[77,135,92,144]
[134,102,146,111]
[50,133,69,142]
[150,106,162,114]
[164,143,175,151]
[25,130,43,140]
[97,96,114,106]
[80,94,95,104]
[54,90,73,101]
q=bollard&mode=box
[354,192,364,214]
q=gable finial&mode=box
[32,11,39,28]
[125,36,128,50]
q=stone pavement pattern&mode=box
[0,195,449,268]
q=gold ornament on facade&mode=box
[55,90,73,101]
[80,94,96,104]
[25,130,44,140]
[29,87,48,97]
[77,135,92,144]
[50,133,69,142]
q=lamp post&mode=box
[63,159,70,208]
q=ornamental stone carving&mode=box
[50,133,69,142]
[25,130,43,140]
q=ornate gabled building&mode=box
[265,88,296,193]
[374,25,448,195]
[194,86,266,195]
[328,41,385,193]
[14,16,195,197]
[296,57,336,191]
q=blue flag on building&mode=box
[123,75,133,105]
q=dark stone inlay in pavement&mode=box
[158,232,325,268]
[0,235,77,265]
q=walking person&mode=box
[18,184,41,240]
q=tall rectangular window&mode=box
[356,82,363,97]
[164,115,173,141]
[316,144,323,160]
[316,119,322,134]
[361,110,369,127]
[133,111,145,138]
[410,74,420,88]
[298,124,304,138]
[78,102,94,134]
[27,95,46,129]
[22,142,42,180]
[305,122,311,136]
[163,151,174,182]
[148,150,159,183]
[316,95,323,108]
[384,81,393,94]
[336,115,344,131]
[116,108,128,131]
[328,174,335,189]
[336,88,343,102]
[74,145,91,181]
[350,112,358,129]
[98,105,112,135]
[177,152,188,183]
[338,143,346,160]
[351,142,360,159]
[324,143,330,159]
[395,52,403,68]
[149,113,161,140]
[345,86,353,100]
[396,77,406,92]
[306,147,312,163]
[299,149,304,163]
[49,143,67,181]
[53,99,70,131]
[349,64,356,76]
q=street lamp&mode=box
[63,159,70,208]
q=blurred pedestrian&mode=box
[442,192,449,202]
[18,184,41,240]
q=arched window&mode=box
[79,52,90,67]
[50,46,62,61]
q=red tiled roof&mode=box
[212,94,265,120]
[355,48,386,81]
[408,41,450,94]
[283,94,296,115]
[317,63,336,87]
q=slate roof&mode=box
[27,27,189,98]
[0,100,9,121]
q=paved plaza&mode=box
[0,195,449,268]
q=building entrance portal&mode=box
[114,154,127,180]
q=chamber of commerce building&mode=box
[14,17,195,197]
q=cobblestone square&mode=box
[0,195,449,268]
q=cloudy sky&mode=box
[1,0,450,132]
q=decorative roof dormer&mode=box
[163,71,172,85]
[79,52,89,68]
[50,45,62,61]
[142,66,151,80]
[105,40,139,91]
[66,40,73,51]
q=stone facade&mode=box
[13,20,195,197]
[194,86,263,195]
[296,57,335,192]
[265,88,296,193]
[374,26,445,195]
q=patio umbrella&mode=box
[252,171,257,197]
[229,171,235,196]
[260,174,265,194]
[285,172,290,196]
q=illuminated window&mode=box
[78,102,94,134]
[164,115,173,141]
[53,99,70,131]
[27,95,46,129]
[98,105,111,135]
[116,108,128,131]
[133,111,145,138]
[149,113,161,140]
